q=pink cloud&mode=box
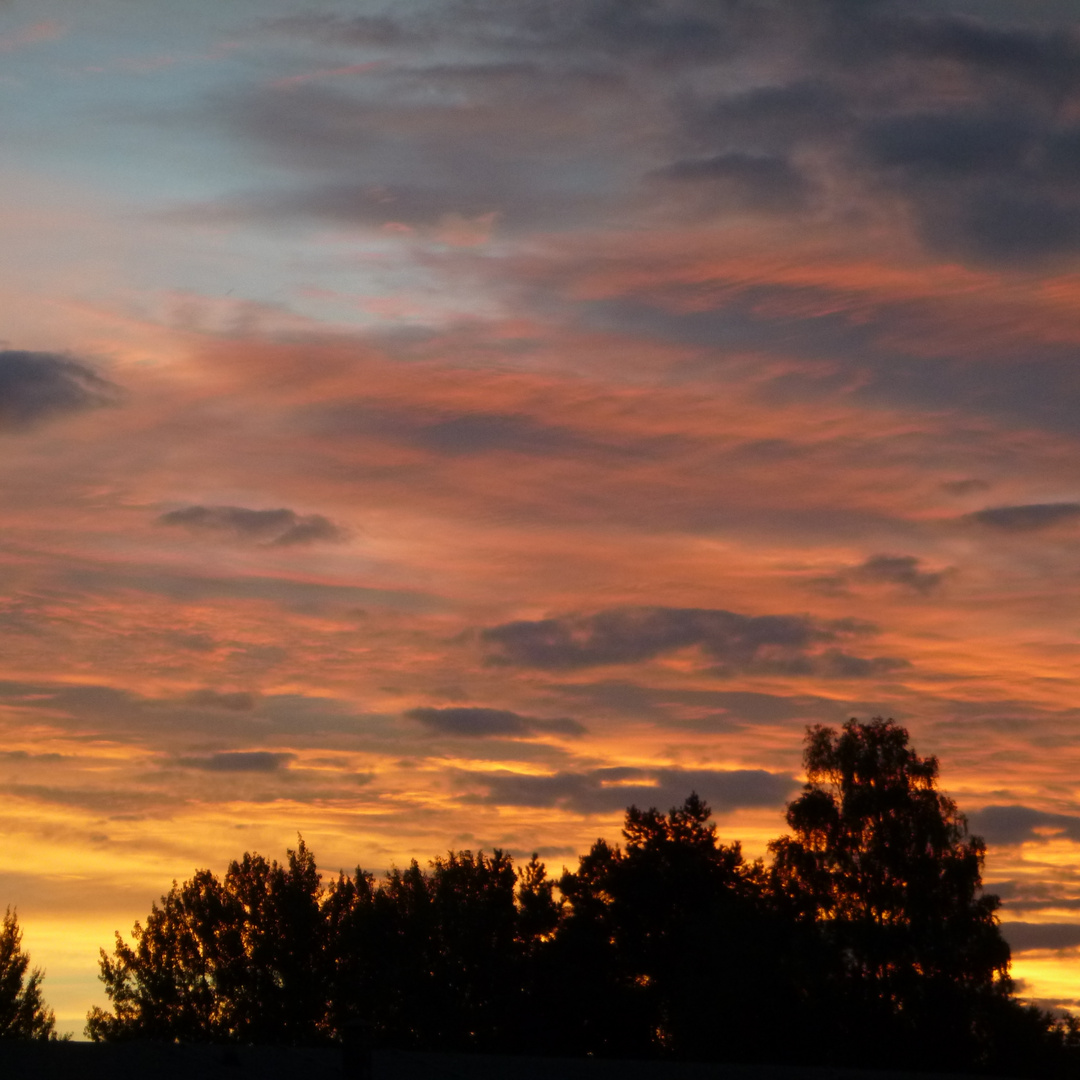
[0,18,66,52]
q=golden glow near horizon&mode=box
[4,0,1080,1037]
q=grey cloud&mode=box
[62,564,444,615]
[460,764,796,815]
[966,503,1080,532]
[576,282,1080,439]
[0,679,392,746]
[0,350,116,431]
[410,413,585,457]
[175,751,294,773]
[698,80,849,153]
[158,505,347,546]
[868,12,1080,95]
[655,152,810,212]
[851,554,948,595]
[942,478,990,496]
[444,0,742,68]
[968,805,1080,846]
[268,12,421,47]
[207,1,1080,267]
[309,401,671,462]
[182,689,260,712]
[859,112,1032,178]
[484,607,827,668]
[481,605,899,677]
[914,184,1080,263]
[1001,922,1080,954]
[551,680,880,734]
[405,706,585,738]
[0,782,171,818]
[0,750,68,763]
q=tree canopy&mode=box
[81,720,1080,1077]
[0,907,58,1041]
[769,718,1017,1070]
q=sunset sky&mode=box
[5,0,1080,1035]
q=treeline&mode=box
[83,720,1079,1074]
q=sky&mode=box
[4,0,1080,1036]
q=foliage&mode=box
[84,720,1080,1077]
[86,839,327,1043]
[769,717,1017,1070]
[554,793,798,1059]
[0,907,58,1041]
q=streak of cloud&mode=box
[481,606,903,677]
[157,505,348,546]
[966,503,1080,532]
[175,751,294,773]
[459,765,797,815]
[405,706,585,739]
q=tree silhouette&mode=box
[325,848,548,1051]
[87,839,330,1044]
[0,907,58,1040]
[554,793,794,1060]
[769,717,1012,1069]
[83,733,1080,1076]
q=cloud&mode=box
[63,564,444,615]
[405,706,585,738]
[193,0,1080,269]
[267,13,422,49]
[312,403,593,458]
[966,503,1080,532]
[554,680,854,727]
[942,478,989,496]
[157,505,347,546]
[654,152,811,212]
[0,679,388,746]
[0,19,66,53]
[820,554,948,596]
[460,764,797,815]
[857,12,1080,97]
[175,751,294,773]
[858,112,1032,178]
[481,605,903,677]
[182,689,260,712]
[968,805,1080,846]
[1000,922,1080,954]
[0,351,116,431]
